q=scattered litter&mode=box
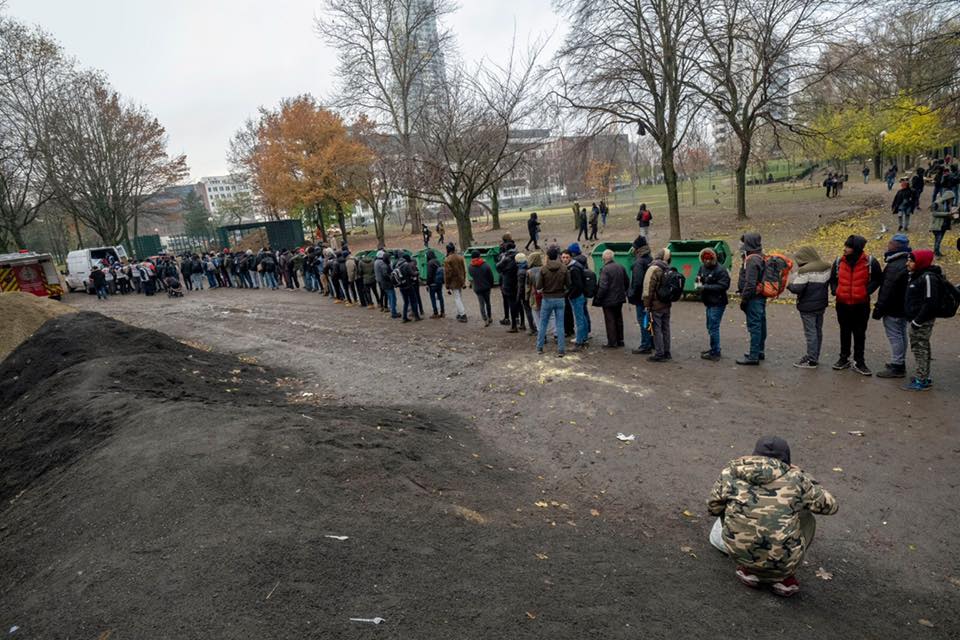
[815,567,833,581]
[918,619,935,628]
[518,390,526,397]
[616,433,636,442]
[680,545,698,559]
[949,576,960,588]
[848,430,865,437]
[350,617,385,625]
[265,580,280,600]
[526,611,537,620]
[590,509,600,517]
[832,467,843,472]
[534,501,549,508]
[301,392,314,397]
[300,414,314,420]
[681,510,697,518]
[9,626,19,635]
[535,553,549,560]
[324,535,349,541]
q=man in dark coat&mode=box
[697,247,731,360]
[496,243,520,331]
[525,212,541,251]
[628,236,654,354]
[593,249,628,348]
[873,234,912,378]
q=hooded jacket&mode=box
[374,255,392,290]
[468,258,494,293]
[737,233,764,300]
[708,455,838,581]
[873,251,910,318]
[496,248,519,295]
[538,258,569,298]
[443,252,466,290]
[567,258,586,298]
[787,246,831,314]
[359,255,376,285]
[904,250,943,325]
[627,245,652,305]
[642,257,671,312]
[696,249,730,307]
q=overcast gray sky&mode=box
[7,0,562,181]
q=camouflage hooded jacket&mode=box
[708,456,838,580]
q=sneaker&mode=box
[507,327,519,333]
[852,362,872,376]
[402,318,411,323]
[736,357,760,366]
[537,348,544,355]
[793,357,818,369]
[771,576,800,597]
[876,364,906,378]
[903,377,932,391]
[700,349,712,356]
[430,313,440,319]
[832,358,851,370]
[499,318,510,326]
[735,567,760,589]
[632,347,653,355]
[458,315,468,323]
[701,352,721,361]
[648,354,669,362]
[557,352,565,358]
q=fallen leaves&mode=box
[815,567,833,581]
[526,611,537,620]
[535,553,549,560]
[918,619,935,628]
[681,509,697,518]
[534,501,549,508]
[680,545,697,559]
[948,576,960,588]
[590,508,601,517]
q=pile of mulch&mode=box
[0,292,76,361]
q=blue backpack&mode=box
[435,265,445,286]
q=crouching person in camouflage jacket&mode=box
[707,436,838,597]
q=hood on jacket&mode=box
[740,233,762,255]
[632,244,651,258]
[699,248,717,264]
[731,455,790,486]
[574,254,588,266]
[910,249,935,271]
[470,257,485,267]
[567,242,582,256]
[544,259,562,272]
[654,248,671,263]
[753,435,791,465]
[794,246,830,274]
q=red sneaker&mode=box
[736,566,760,589]
[771,575,800,597]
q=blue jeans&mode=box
[96,285,108,299]
[428,284,445,315]
[933,230,946,255]
[886,176,895,190]
[304,271,316,291]
[634,304,653,350]
[882,315,908,366]
[538,298,566,353]
[744,297,767,359]
[705,305,725,355]
[570,295,589,345]
[386,288,398,315]
[263,272,278,289]
[206,271,218,287]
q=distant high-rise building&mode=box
[197,175,259,221]
[408,0,446,116]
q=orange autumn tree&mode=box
[249,95,372,243]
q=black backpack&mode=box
[434,265,445,286]
[583,268,598,298]
[390,265,407,287]
[657,268,685,302]
[936,274,960,318]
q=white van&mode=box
[64,246,128,293]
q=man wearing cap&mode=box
[872,235,912,378]
[563,243,590,349]
[535,245,569,357]
[628,235,655,354]
[736,233,766,365]
[708,436,839,597]
[696,247,730,360]
[829,235,883,375]
[641,248,674,362]
[443,242,468,322]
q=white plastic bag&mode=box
[709,517,728,555]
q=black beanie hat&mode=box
[753,436,791,465]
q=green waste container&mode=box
[464,245,501,285]
[665,240,733,293]
[415,248,442,282]
[590,242,637,283]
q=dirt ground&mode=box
[3,181,959,638]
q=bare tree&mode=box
[690,0,860,220]
[316,0,455,235]
[41,73,188,248]
[351,117,404,245]
[413,48,545,249]
[0,18,62,248]
[554,0,703,239]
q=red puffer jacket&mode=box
[835,254,873,305]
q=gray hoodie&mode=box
[737,233,764,300]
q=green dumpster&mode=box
[590,242,637,282]
[464,245,501,285]
[416,248,442,282]
[665,240,733,293]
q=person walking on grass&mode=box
[862,165,869,184]
[517,252,536,335]
[399,254,421,322]
[829,235,882,376]
[588,203,600,241]
[469,249,495,326]
[642,248,674,362]
[594,249,628,348]
[536,245,569,357]
[903,250,946,391]
[443,242,468,323]
[421,223,432,248]
[696,248,730,361]
[526,212,541,251]
[577,208,589,242]
[891,179,915,232]
[787,246,831,369]
[736,233,767,366]
[628,235,654,354]
[872,235,911,378]
[636,203,652,237]
[599,200,609,227]
[708,436,838,598]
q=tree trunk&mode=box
[490,185,501,230]
[453,201,475,250]
[572,201,580,230]
[73,212,84,249]
[335,201,348,244]
[315,203,328,244]
[11,225,26,251]
[661,153,682,240]
[374,207,386,247]
[734,137,752,221]
[406,191,420,235]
